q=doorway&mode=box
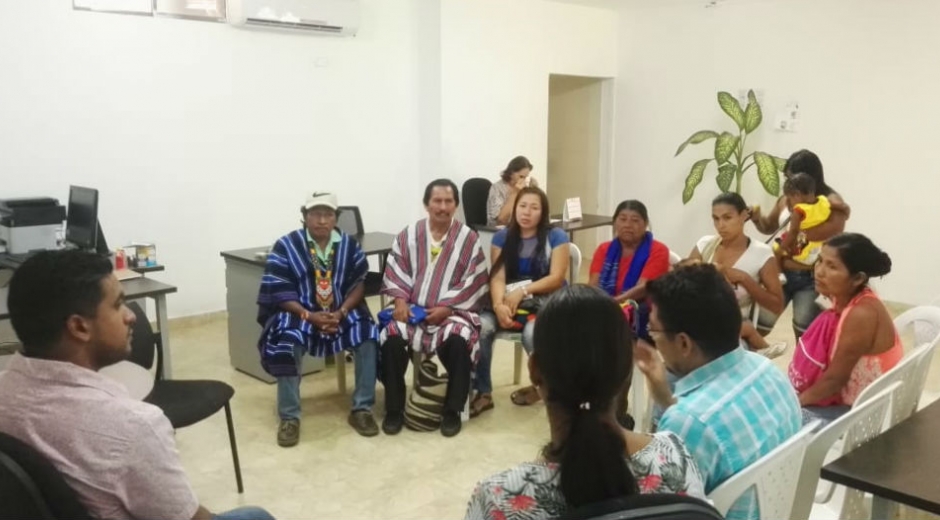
[547,74,613,279]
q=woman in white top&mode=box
[486,156,540,227]
[687,193,787,358]
[465,285,705,520]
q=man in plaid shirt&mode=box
[635,264,800,520]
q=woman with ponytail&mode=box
[790,233,901,425]
[465,285,704,520]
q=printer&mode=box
[0,198,66,254]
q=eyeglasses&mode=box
[645,327,673,347]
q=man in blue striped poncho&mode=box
[257,192,380,447]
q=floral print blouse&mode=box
[465,432,706,520]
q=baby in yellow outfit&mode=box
[773,173,838,266]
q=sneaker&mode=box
[382,411,404,435]
[348,410,380,437]
[277,418,300,447]
[759,341,788,360]
[441,411,462,437]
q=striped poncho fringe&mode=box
[256,229,378,377]
[380,219,488,356]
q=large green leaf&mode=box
[714,132,739,164]
[683,159,711,204]
[674,130,719,156]
[754,152,781,195]
[718,92,746,129]
[772,155,788,172]
[716,164,736,192]
[743,90,762,133]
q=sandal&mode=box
[510,385,542,406]
[469,393,494,418]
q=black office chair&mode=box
[461,178,492,228]
[0,431,94,520]
[336,205,384,296]
[560,494,724,520]
[126,302,244,494]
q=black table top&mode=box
[220,231,397,268]
[473,213,612,234]
[0,277,177,321]
[820,397,940,515]
[131,264,165,274]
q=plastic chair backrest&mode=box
[708,421,817,519]
[668,250,681,266]
[892,306,940,418]
[569,243,582,283]
[127,301,157,373]
[895,305,940,349]
[0,432,93,520]
[461,178,493,227]
[560,493,723,520]
[336,205,364,236]
[854,341,933,428]
[789,382,899,520]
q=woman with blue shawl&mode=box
[589,200,671,342]
[257,192,380,447]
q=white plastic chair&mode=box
[626,249,681,433]
[495,243,582,385]
[813,338,939,506]
[668,249,682,266]
[856,339,937,430]
[887,306,940,420]
[708,421,818,519]
[789,382,900,520]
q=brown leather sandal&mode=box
[469,393,494,418]
[510,385,542,406]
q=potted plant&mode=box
[675,90,787,204]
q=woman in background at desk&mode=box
[487,156,540,227]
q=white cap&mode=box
[304,192,338,211]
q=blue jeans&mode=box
[277,340,378,419]
[214,506,276,520]
[802,405,850,429]
[784,269,823,338]
[756,269,822,339]
[474,311,535,394]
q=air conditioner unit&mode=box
[227,0,359,36]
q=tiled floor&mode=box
[166,295,940,519]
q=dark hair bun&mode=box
[872,251,893,278]
[826,233,892,280]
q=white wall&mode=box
[0,1,424,317]
[0,1,618,318]
[614,0,940,304]
[548,75,604,257]
[439,0,618,188]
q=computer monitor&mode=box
[65,186,99,252]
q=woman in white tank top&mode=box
[686,193,788,359]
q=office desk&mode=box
[220,232,395,383]
[473,213,612,265]
[821,398,940,519]
[0,277,178,379]
[473,213,612,239]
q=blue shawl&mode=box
[256,229,378,377]
[599,231,653,338]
